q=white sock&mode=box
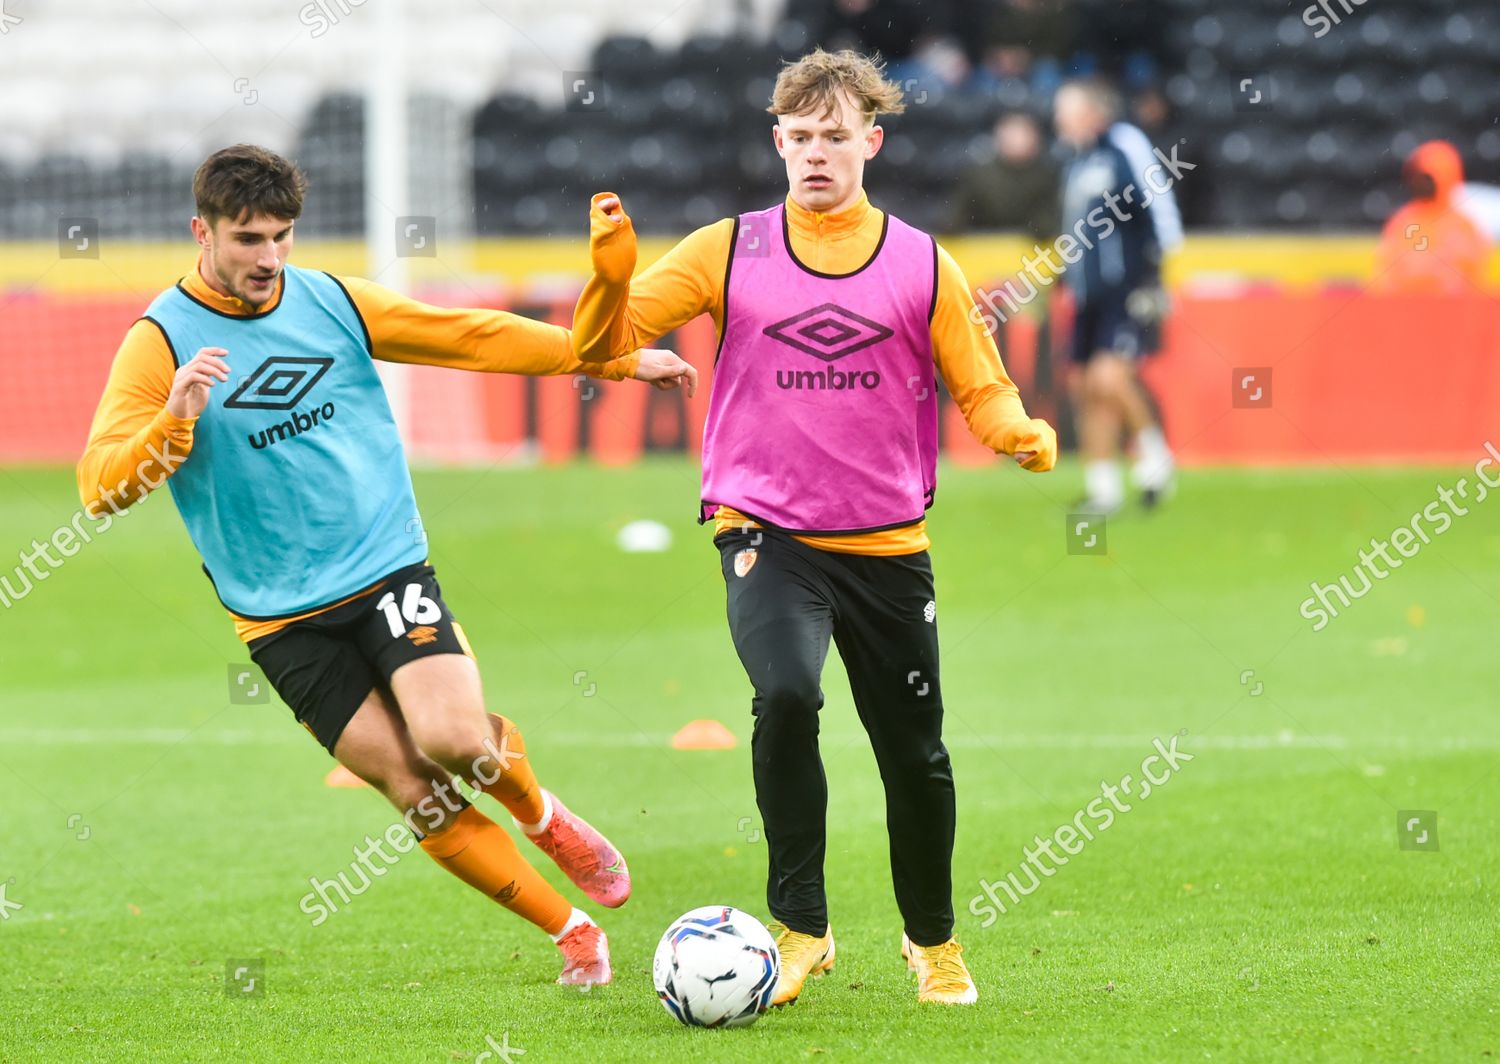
[1136,425,1170,464]
[517,790,554,836]
[551,907,592,943]
[1133,426,1175,489]
[1085,460,1124,508]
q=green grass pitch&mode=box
[0,459,1495,1061]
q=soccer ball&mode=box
[652,905,780,1028]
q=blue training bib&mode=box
[142,266,426,619]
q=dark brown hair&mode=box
[193,144,307,225]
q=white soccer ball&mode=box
[616,519,673,553]
[652,905,779,1028]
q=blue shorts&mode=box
[1071,291,1163,363]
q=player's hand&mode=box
[589,191,636,283]
[632,348,697,397]
[1012,418,1057,472]
[166,347,230,419]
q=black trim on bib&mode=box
[781,208,889,280]
[714,216,738,366]
[174,274,286,319]
[323,273,374,356]
[203,558,430,623]
[698,493,934,537]
[139,316,181,368]
[927,237,940,323]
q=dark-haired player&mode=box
[78,144,696,988]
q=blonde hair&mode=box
[1057,77,1122,122]
[767,48,907,123]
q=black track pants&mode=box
[716,528,956,947]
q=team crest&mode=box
[734,549,758,577]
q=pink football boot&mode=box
[522,790,631,908]
[555,920,612,989]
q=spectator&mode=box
[946,111,1057,239]
[1128,85,1169,139]
[1375,141,1491,294]
[1129,85,1209,227]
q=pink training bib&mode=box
[700,202,939,534]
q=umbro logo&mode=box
[225,356,333,410]
[763,303,893,362]
[766,303,891,391]
[406,625,440,646]
[230,356,338,450]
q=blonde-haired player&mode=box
[573,49,1057,1006]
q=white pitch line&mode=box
[0,727,301,745]
[0,728,1494,753]
[542,732,1496,753]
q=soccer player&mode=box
[76,144,697,989]
[571,49,1057,1006]
[1053,77,1182,513]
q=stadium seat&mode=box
[3,1,1496,237]
[594,34,661,80]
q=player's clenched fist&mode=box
[589,191,636,284]
[1011,417,1058,472]
[166,347,230,419]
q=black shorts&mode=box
[247,562,472,753]
[1071,289,1163,363]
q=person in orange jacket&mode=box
[1375,140,1491,294]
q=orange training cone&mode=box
[671,719,738,750]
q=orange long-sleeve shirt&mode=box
[78,259,641,641]
[573,190,1055,555]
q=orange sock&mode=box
[477,714,547,826]
[418,804,570,935]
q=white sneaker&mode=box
[1133,453,1176,510]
